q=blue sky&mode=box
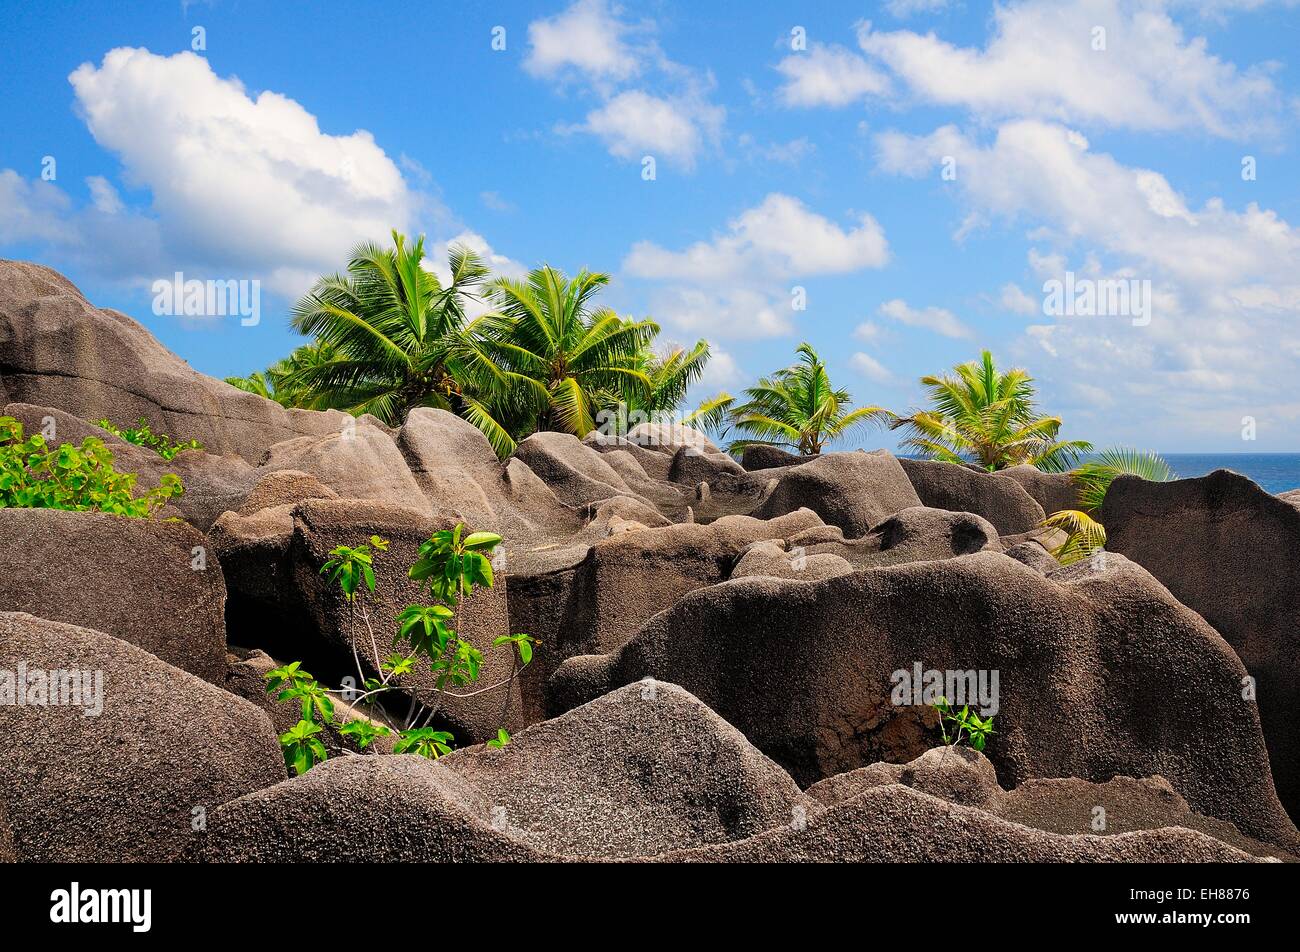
[2,0,1299,451]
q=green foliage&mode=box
[224,341,340,410]
[336,718,389,750]
[287,231,512,447]
[265,522,536,774]
[470,265,659,445]
[1071,447,1173,513]
[1040,448,1173,565]
[1042,509,1108,564]
[891,350,1092,472]
[96,417,202,460]
[393,727,455,760]
[320,535,389,601]
[280,719,329,776]
[0,416,183,517]
[231,231,721,457]
[725,343,889,456]
[408,525,500,606]
[487,728,511,749]
[933,697,996,752]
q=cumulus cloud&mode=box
[525,1,725,170]
[623,194,889,340]
[625,193,888,282]
[64,47,415,295]
[774,43,890,107]
[999,282,1041,316]
[777,1,1280,137]
[875,117,1300,447]
[0,48,519,307]
[879,298,973,338]
[574,90,723,169]
[524,0,647,83]
[851,351,897,384]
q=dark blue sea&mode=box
[1161,454,1300,494]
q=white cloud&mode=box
[775,43,890,107]
[85,176,123,215]
[857,0,1280,137]
[876,117,1300,448]
[524,0,646,83]
[737,134,816,164]
[575,90,723,169]
[1,48,519,311]
[624,194,889,341]
[854,320,887,343]
[479,191,515,213]
[999,282,1040,316]
[879,298,973,338]
[524,1,725,170]
[851,351,896,384]
[62,47,416,295]
[625,193,888,282]
[643,286,794,340]
[696,345,743,391]
[0,171,75,244]
[875,120,1300,285]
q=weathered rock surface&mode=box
[807,746,1291,861]
[658,784,1262,863]
[1001,464,1082,517]
[1103,469,1300,823]
[0,508,228,682]
[899,457,1046,535]
[260,422,431,515]
[191,683,1266,863]
[752,450,921,537]
[0,260,349,461]
[552,550,1299,851]
[741,445,806,471]
[0,612,285,862]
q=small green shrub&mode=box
[265,524,536,775]
[933,696,995,752]
[0,416,183,518]
[97,416,203,460]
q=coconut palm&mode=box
[226,341,338,410]
[631,340,713,415]
[286,230,514,452]
[1043,448,1173,563]
[469,266,659,441]
[891,349,1092,472]
[726,343,889,456]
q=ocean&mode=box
[1161,454,1300,494]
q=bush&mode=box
[96,416,203,461]
[0,416,183,518]
[265,524,536,774]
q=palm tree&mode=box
[726,343,889,455]
[286,230,513,451]
[470,266,659,440]
[225,341,338,410]
[629,340,713,416]
[891,349,1092,472]
[1043,448,1173,563]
